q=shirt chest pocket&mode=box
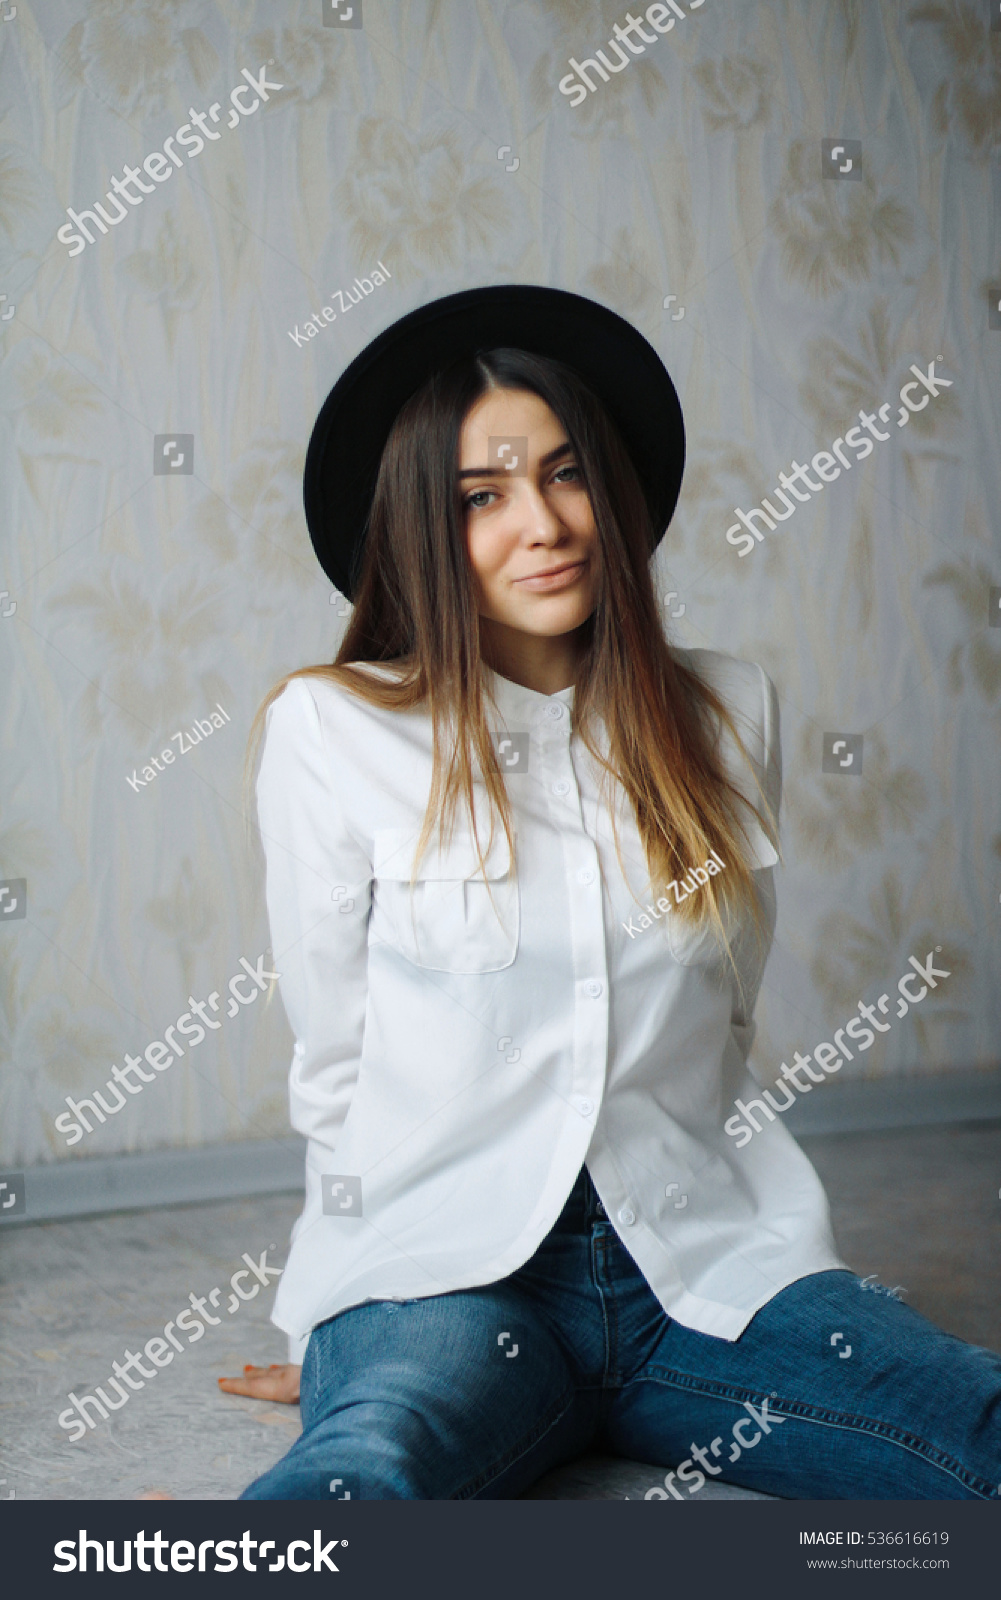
[372,827,520,974]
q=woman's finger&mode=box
[217,1362,301,1403]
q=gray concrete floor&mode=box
[1,1121,998,1501]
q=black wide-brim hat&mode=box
[303,284,685,600]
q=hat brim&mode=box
[303,284,685,599]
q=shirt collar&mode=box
[484,665,575,725]
[355,660,575,723]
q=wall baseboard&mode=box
[2,1136,307,1227]
[783,1065,1001,1137]
[4,1070,999,1226]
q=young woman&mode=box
[220,287,1000,1501]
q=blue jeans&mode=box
[242,1166,1001,1499]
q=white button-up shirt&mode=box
[257,649,844,1363]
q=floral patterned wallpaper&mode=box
[0,0,998,1167]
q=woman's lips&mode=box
[513,560,587,593]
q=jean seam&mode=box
[637,1366,996,1499]
[590,1231,617,1387]
[449,1384,579,1500]
[607,1240,623,1386]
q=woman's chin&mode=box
[505,602,595,638]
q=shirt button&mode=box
[576,867,595,885]
[618,1207,636,1227]
[583,979,603,998]
[573,1096,594,1117]
[551,779,570,796]
[545,703,565,720]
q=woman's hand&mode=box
[217,1362,301,1404]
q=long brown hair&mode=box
[248,348,777,957]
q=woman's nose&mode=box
[516,483,563,542]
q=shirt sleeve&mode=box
[727,662,782,1057]
[758,662,782,833]
[255,675,373,1152]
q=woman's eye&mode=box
[464,489,495,510]
[553,464,581,483]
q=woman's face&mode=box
[458,388,599,641]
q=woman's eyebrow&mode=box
[457,441,573,479]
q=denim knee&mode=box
[241,1400,449,1501]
